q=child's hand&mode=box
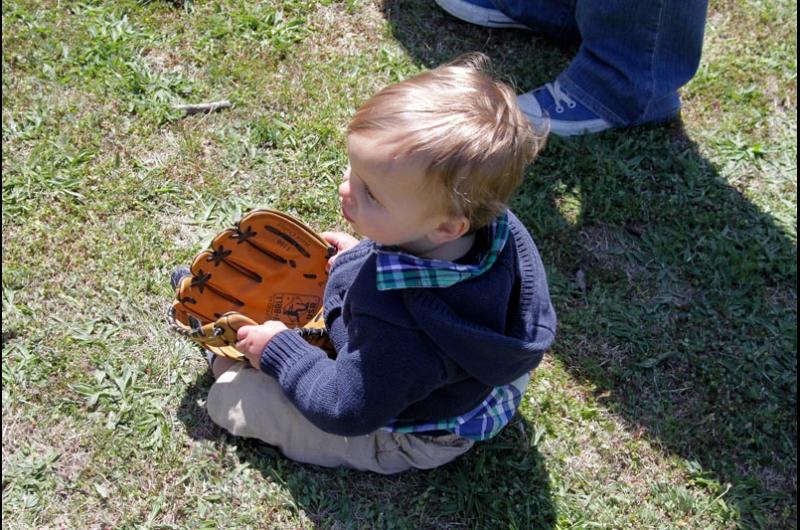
[236,321,289,370]
[321,232,360,271]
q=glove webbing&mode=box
[166,306,329,341]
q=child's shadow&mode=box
[380,0,797,525]
[178,372,556,528]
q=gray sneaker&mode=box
[434,0,530,29]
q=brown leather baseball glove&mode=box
[167,209,336,361]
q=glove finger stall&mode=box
[225,212,329,275]
[175,275,244,323]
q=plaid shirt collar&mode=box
[375,211,510,291]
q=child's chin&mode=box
[362,232,387,245]
[346,218,360,234]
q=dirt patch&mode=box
[142,46,200,80]
[302,2,388,61]
[136,129,181,169]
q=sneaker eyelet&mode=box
[567,101,577,109]
[555,106,564,114]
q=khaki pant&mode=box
[206,363,474,474]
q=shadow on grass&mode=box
[178,371,556,528]
[379,0,797,526]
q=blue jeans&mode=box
[490,0,709,126]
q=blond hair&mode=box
[347,53,547,229]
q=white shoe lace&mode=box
[544,81,578,114]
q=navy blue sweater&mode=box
[260,211,556,437]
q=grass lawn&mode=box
[2,0,796,528]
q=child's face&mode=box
[340,132,450,253]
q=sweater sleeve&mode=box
[260,313,448,436]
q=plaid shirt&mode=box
[375,211,528,441]
[380,372,529,441]
[375,212,510,291]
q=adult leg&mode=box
[435,0,708,134]
[556,0,709,127]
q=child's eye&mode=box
[364,186,378,202]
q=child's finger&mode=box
[320,231,344,249]
[236,325,252,341]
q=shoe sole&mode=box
[522,109,613,136]
[549,118,613,136]
[434,0,530,29]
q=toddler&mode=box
[208,53,556,474]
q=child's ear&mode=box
[430,216,471,244]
